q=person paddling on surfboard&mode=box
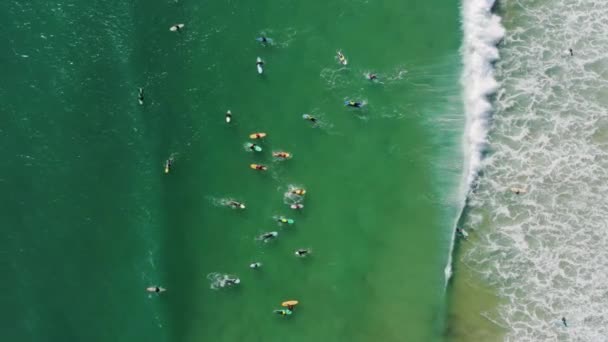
[456,228,468,239]
[273,151,291,159]
[291,188,306,196]
[228,200,246,209]
[291,203,304,210]
[138,88,144,105]
[274,309,292,316]
[250,132,266,139]
[146,286,166,293]
[256,57,264,74]
[251,164,268,171]
[247,142,262,152]
[302,114,318,125]
[164,158,173,174]
[345,100,363,108]
[250,262,262,269]
[367,73,378,81]
[256,35,273,45]
[259,231,278,243]
[295,248,311,257]
[225,110,232,123]
[276,216,294,225]
[170,24,184,32]
[337,50,347,65]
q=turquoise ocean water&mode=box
[2,0,467,341]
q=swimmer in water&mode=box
[225,110,232,123]
[228,200,246,209]
[562,317,567,327]
[259,231,278,243]
[138,88,144,105]
[345,100,363,108]
[146,286,166,293]
[302,114,318,124]
[250,262,262,269]
[367,73,377,81]
[295,248,311,257]
[568,48,573,56]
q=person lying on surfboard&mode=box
[225,110,232,123]
[228,200,246,209]
[345,100,363,108]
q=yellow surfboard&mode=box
[249,132,267,139]
[250,164,267,171]
[281,300,299,307]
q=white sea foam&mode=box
[459,0,608,340]
[445,0,505,282]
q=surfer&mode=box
[251,164,268,171]
[291,188,306,196]
[250,262,262,269]
[259,231,278,243]
[273,151,291,159]
[146,286,166,293]
[138,88,144,105]
[456,228,468,239]
[247,143,262,152]
[562,317,567,327]
[345,100,363,108]
[256,58,264,67]
[291,203,304,210]
[337,51,347,65]
[295,248,311,257]
[277,216,293,224]
[367,73,378,81]
[164,158,172,174]
[228,200,246,209]
[225,110,232,123]
[250,132,266,139]
[223,276,240,287]
[170,24,184,32]
[256,36,271,45]
[510,187,527,195]
[568,48,574,56]
[274,309,292,316]
[303,114,318,125]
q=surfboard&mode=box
[256,57,263,74]
[169,24,184,32]
[290,204,303,209]
[281,300,299,307]
[249,132,266,139]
